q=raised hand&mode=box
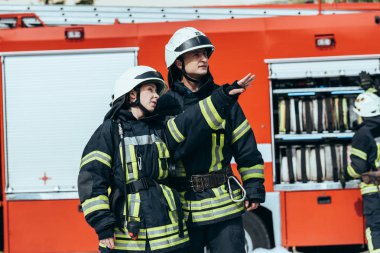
[228,73,256,96]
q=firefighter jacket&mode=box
[347,115,380,196]
[78,87,235,252]
[159,74,265,227]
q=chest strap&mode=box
[126,178,159,194]
[173,167,233,192]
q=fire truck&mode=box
[0,3,379,252]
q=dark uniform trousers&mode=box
[364,193,380,252]
[187,217,245,253]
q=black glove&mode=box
[359,71,373,90]
[222,81,242,100]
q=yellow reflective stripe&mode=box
[149,231,189,251]
[347,164,361,178]
[376,143,380,168]
[127,145,139,181]
[351,148,367,160]
[157,142,164,179]
[167,118,185,143]
[360,183,379,195]
[160,185,176,211]
[147,222,184,238]
[182,188,242,211]
[240,164,265,181]
[190,201,244,223]
[128,193,141,217]
[199,96,224,130]
[209,133,224,172]
[156,142,170,180]
[82,195,109,216]
[231,119,251,144]
[80,150,112,168]
[366,227,376,253]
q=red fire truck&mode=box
[0,3,379,252]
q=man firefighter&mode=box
[347,92,380,253]
[159,27,265,253]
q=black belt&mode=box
[126,178,157,194]
[173,167,233,192]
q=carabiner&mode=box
[227,175,246,202]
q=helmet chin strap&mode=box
[130,89,152,117]
[180,58,200,84]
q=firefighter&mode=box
[161,27,265,253]
[77,65,250,253]
[347,92,380,253]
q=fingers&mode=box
[228,88,245,96]
[245,200,260,212]
[237,73,256,89]
[100,237,115,249]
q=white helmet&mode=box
[112,66,167,103]
[353,92,380,117]
[165,27,215,69]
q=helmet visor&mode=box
[135,70,164,80]
[175,35,213,53]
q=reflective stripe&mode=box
[240,164,265,181]
[107,225,189,251]
[149,231,189,251]
[199,96,224,130]
[365,227,380,253]
[347,164,361,178]
[209,133,224,172]
[126,145,138,181]
[156,142,170,180]
[351,148,368,160]
[183,188,242,211]
[190,201,244,223]
[147,223,183,238]
[82,195,109,216]
[80,150,111,168]
[167,118,185,143]
[231,119,251,144]
[128,193,141,217]
[360,183,379,195]
[376,143,380,168]
[160,185,176,211]
[124,134,159,146]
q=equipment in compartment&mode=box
[272,75,365,186]
[277,144,351,184]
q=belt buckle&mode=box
[190,175,205,192]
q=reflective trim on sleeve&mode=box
[240,164,265,181]
[347,164,361,178]
[375,143,380,168]
[360,183,379,195]
[80,151,112,169]
[199,96,224,130]
[81,195,109,216]
[231,119,251,144]
[351,148,368,161]
[167,118,185,143]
